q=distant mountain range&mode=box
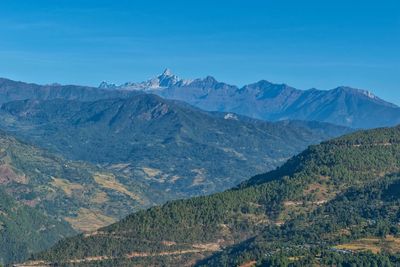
[0,73,398,266]
[99,69,400,129]
[0,94,350,199]
[1,73,399,129]
[28,126,400,266]
[0,77,137,104]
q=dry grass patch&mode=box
[303,182,336,203]
[161,241,177,246]
[239,261,257,267]
[221,147,246,160]
[169,175,181,183]
[288,256,304,262]
[90,191,109,204]
[64,208,116,232]
[334,236,400,254]
[93,173,143,203]
[142,167,162,177]
[51,177,83,197]
[191,168,206,186]
[108,163,131,170]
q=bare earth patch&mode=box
[18,242,222,266]
[0,164,28,184]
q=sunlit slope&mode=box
[32,126,400,266]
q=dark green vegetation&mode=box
[0,187,74,264]
[0,130,164,265]
[30,126,400,266]
[0,94,351,197]
[198,173,400,266]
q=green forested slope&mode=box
[0,131,158,230]
[30,126,400,266]
[0,187,75,264]
[0,130,165,265]
[0,95,351,197]
[198,173,400,266]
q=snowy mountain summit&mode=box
[99,68,191,91]
[96,69,400,129]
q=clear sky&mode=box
[0,0,399,104]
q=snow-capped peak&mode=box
[99,69,192,91]
[224,113,238,120]
[99,68,197,91]
[162,68,173,77]
[361,90,376,99]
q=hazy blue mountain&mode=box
[1,73,398,129]
[0,77,137,103]
[103,69,400,129]
[0,94,351,198]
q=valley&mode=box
[27,126,400,266]
[0,77,398,266]
[0,94,351,197]
[1,2,399,266]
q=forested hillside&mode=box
[0,130,166,265]
[29,126,400,266]
[199,173,400,266]
[0,94,351,197]
[0,187,75,264]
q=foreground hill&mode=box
[199,172,400,266]
[0,131,165,264]
[0,94,350,197]
[0,187,74,264]
[103,69,400,129]
[29,126,400,266]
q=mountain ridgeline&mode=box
[0,75,356,266]
[30,126,400,266]
[0,77,137,104]
[100,69,400,129]
[1,73,399,129]
[1,74,399,266]
[0,94,351,198]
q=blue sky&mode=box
[0,0,399,104]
